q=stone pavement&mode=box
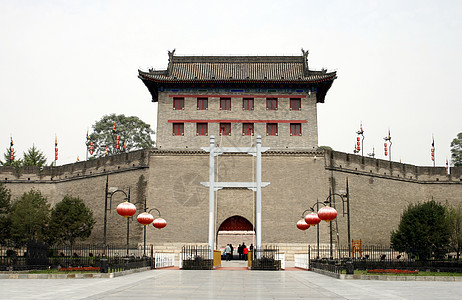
[2,269,462,299]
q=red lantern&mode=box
[357,137,360,142]
[304,213,321,226]
[116,135,120,149]
[90,141,94,155]
[153,217,167,229]
[318,206,337,222]
[137,212,154,226]
[297,219,310,230]
[116,202,136,218]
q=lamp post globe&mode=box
[317,206,337,222]
[137,212,154,225]
[116,201,137,218]
[297,219,310,230]
[153,217,167,229]
[305,212,321,226]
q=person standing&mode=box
[238,244,243,260]
[229,244,234,260]
[243,244,248,261]
[224,244,231,261]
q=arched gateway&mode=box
[217,216,255,250]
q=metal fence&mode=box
[0,242,153,272]
[251,246,281,270]
[309,245,462,273]
[181,245,213,270]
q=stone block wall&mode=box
[156,91,318,150]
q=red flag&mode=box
[86,129,89,140]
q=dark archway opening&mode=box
[217,215,255,260]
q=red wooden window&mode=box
[266,123,278,136]
[290,123,302,136]
[290,98,301,110]
[197,98,208,110]
[197,123,208,136]
[266,98,278,110]
[243,98,254,110]
[220,98,231,110]
[173,123,184,136]
[173,97,184,110]
[220,123,231,135]
[242,123,254,136]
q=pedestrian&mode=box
[229,244,233,260]
[243,244,248,261]
[238,244,243,260]
[224,244,231,261]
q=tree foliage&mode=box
[0,147,22,167]
[451,132,462,167]
[390,200,450,260]
[47,195,96,246]
[0,183,11,244]
[87,114,154,157]
[9,190,50,245]
[22,145,47,167]
[447,203,462,260]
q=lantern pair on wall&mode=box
[116,202,167,229]
[296,206,337,231]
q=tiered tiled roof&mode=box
[138,50,337,103]
[139,52,336,83]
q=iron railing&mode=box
[251,246,281,270]
[0,242,153,272]
[181,245,213,270]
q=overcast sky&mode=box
[0,0,460,167]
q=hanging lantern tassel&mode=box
[317,206,338,222]
[116,202,137,218]
[153,217,167,229]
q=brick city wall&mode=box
[156,91,319,150]
[1,148,461,259]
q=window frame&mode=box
[242,123,254,136]
[173,97,185,110]
[172,123,184,136]
[220,98,231,111]
[197,98,208,110]
[243,98,254,110]
[266,123,278,136]
[219,123,231,136]
[290,123,302,136]
[290,98,301,111]
[196,123,208,136]
[266,98,278,110]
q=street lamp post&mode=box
[297,184,351,260]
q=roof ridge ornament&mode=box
[301,48,309,76]
[167,49,176,76]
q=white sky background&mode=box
[0,0,460,166]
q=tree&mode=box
[451,132,462,167]
[47,195,96,246]
[87,114,154,157]
[390,200,450,260]
[22,145,47,167]
[0,183,11,244]
[0,147,22,167]
[9,190,50,245]
[446,203,462,260]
